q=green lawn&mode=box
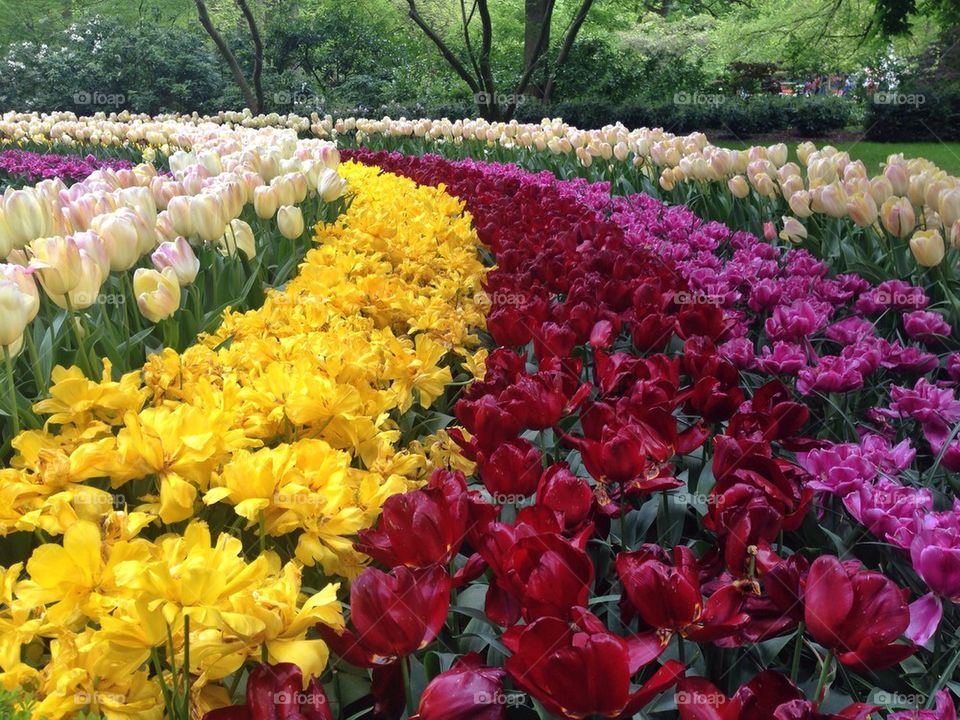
[716,139,960,176]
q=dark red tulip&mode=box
[202,663,333,720]
[617,545,747,646]
[486,296,549,347]
[356,470,469,568]
[803,555,916,671]
[676,672,875,720]
[707,436,812,575]
[480,530,593,625]
[537,463,594,533]
[532,320,578,360]
[503,607,685,720]
[477,438,542,498]
[631,310,676,352]
[564,421,683,495]
[411,653,507,720]
[318,565,450,666]
[455,395,523,452]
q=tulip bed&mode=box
[0,112,958,720]
[0,159,487,718]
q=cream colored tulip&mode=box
[910,229,945,267]
[134,267,181,323]
[218,219,256,259]
[779,216,808,243]
[28,236,83,297]
[880,197,916,238]
[277,205,305,240]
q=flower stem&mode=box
[814,649,834,705]
[2,344,20,437]
[790,622,805,682]
[401,655,416,717]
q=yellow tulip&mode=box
[2,187,52,249]
[91,209,143,272]
[218,218,257,259]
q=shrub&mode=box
[863,88,960,141]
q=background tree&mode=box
[194,0,264,113]
[402,0,597,119]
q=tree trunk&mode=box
[194,0,261,114]
[524,0,551,98]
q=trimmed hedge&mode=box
[863,89,960,141]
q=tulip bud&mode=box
[796,141,817,166]
[727,175,750,199]
[763,222,777,241]
[218,219,257,259]
[45,250,104,311]
[938,187,960,230]
[190,194,226,244]
[254,186,279,220]
[820,183,849,218]
[72,231,110,283]
[788,191,814,218]
[318,168,348,203]
[846,192,878,228]
[28,236,83,297]
[880,196,916,238]
[166,196,194,238]
[779,216,808,243]
[767,143,788,167]
[2,188,52,248]
[91,209,143,272]
[0,278,33,355]
[134,267,181,323]
[869,176,894,206]
[0,264,39,323]
[910,229,945,267]
[152,237,200,287]
[884,160,909,195]
[659,169,676,191]
[277,205,305,240]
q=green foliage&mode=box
[0,14,232,114]
[863,88,960,142]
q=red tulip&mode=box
[411,653,507,720]
[537,463,595,533]
[318,565,450,666]
[455,395,524,452]
[477,438,542,498]
[803,555,916,671]
[617,545,747,648]
[480,530,593,625]
[676,671,875,720]
[356,470,469,568]
[707,436,812,574]
[203,663,333,720]
[503,607,685,719]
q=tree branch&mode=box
[405,0,482,94]
[543,0,595,103]
[460,0,483,84]
[235,0,264,112]
[194,0,259,113]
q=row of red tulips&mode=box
[206,150,957,719]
